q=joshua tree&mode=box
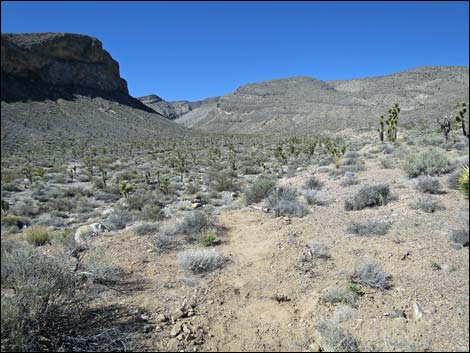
[386,103,400,142]
[454,102,468,139]
[120,181,132,198]
[378,115,385,142]
[99,167,108,187]
[21,165,34,185]
[436,115,453,144]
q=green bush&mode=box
[245,177,275,205]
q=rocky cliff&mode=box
[1,32,128,96]
[1,33,190,151]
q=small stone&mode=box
[172,308,186,320]
[156,313,168,323]
[170,323,183,337]
[413,302,424,320]
[385,309,406,319]
[191,202,203,209]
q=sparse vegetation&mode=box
[350,262,391,290]
[347,219,391,236]
[315,320,360,352]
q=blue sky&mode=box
[2,1,469,101]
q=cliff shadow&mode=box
[1,73,157,114]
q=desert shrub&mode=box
[177,249,226,274]
[2,182,22,192]
[180,211,216,239]
[46,198,75,212]
[267,186,297,206]
[106,206,134,230]
[245,177,275,205]
[344,184,391,211]
[139,204,163,222]
[340,172,359,187]
[24,226,51,246]
[1,239,133,351]
[347,219,391,236]
[1,241,80,351]
[62,186,93,198]
[209,171,237,192]
[314,320,360,352]
[241,165,262,175]
[267,186,308,217]
[350,262,391,290]
[304,175,324,190]
[402,147,453,177]
[410,196,445,213]
[414,175,443,194]
[448,169,461,189]
[152,234,181,253]
[35,213,66,228]
[320,288,358,306]
[304,189,329,206]
[449,229,469,248]
[79,245,121,284]
[134,222,158,236]
[272,198,309,217]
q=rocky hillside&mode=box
[175,67,469,134]
[139,94,219,120]
[1,33,190,151]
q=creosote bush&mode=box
[245,177,275,205]
[344,184,391,211]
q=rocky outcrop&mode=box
[1,32,128,94]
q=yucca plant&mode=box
[458,165,469,198]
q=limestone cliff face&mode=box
[1,32,128,93]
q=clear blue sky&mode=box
[2,1,469,101]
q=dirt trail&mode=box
[201,209,313,352]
